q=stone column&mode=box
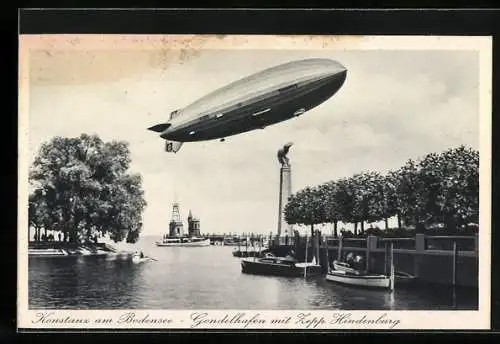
[277,165,292,237]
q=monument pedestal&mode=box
[277,165,292,238]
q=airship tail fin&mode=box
[165,140,183,153]
[148,123,171,133]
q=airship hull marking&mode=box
[251,108,272,117]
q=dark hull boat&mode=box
[241,255,322,278]
[232,249,260,258]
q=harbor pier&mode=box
[267,233,479,288]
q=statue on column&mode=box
[277,142,293,167]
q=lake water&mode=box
[29,236,478,310]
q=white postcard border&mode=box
[17,35,492,330]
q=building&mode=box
[168,202,184,237]
[166,202,201,238]
[188,210,201,237]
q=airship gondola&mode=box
[148,58,347,153]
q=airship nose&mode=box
[321,59,346,74]
[320,63,347,91]
[317,59,347,82]
[336,68,347,84]
[324,62,347,78]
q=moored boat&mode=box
[333,260,417,288]
[232,247,261,258]
[241,254,322,278]
[156,237,211,247]
[28,248,69,257]
[326,270,391,289]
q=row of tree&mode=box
[284,145,479,238]
[29,134,147,244]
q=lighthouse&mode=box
[168,202,184,237]
[188,210,201,237]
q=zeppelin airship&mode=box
[148,58,347,153]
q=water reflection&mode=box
[30,255,146,309]
[29,238,478,310]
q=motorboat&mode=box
[332,260,417,288]
[326,270,391,289]
[241,253,322,278]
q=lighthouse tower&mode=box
[169,202,184,237]
[188,210,201,237]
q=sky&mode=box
[25,36,481,237]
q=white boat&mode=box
[156,237,211,247]
[78,247,93,256]
[295,261,322,271]
[131,255,153,264]
[28,248,69,257]
[326,270,391,289]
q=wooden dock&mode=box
[267,233,479,288]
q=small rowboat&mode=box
[131,255,153,264]
[326,270,391,289]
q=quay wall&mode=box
[270,234,479,288]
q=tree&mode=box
[28,189,50,241]
[351,172,388,233]
[288,145,479,237]
[367,172,398,230]
[386,171,403,229]
[393,159,427,232]
[331,177,358,234]
[419,146,479,231]
[391,146,479,233]
[29,134,147,243]
[284,186,327,238]
[323,181,341,237]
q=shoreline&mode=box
[28,241,133,257]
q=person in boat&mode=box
[140,251,144,258]
[345,252,354,264]
[351,254,365,271]
[344,252,360,269]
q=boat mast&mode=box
[390,241,395,291]
[304,233,309,278]
[324,234,330,273]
